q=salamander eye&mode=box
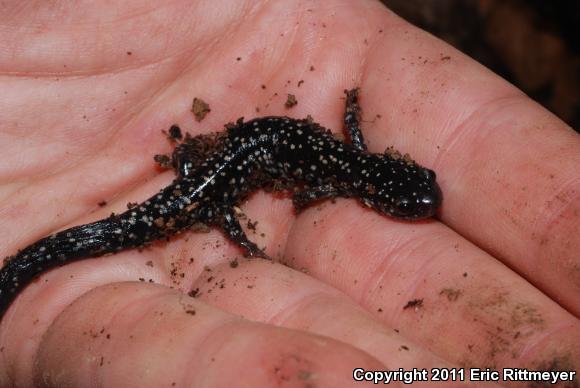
[394,197,416,215]
[423,169,436,181]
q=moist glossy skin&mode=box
[0,89,442,320]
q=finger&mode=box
[27,282,384,388]
[286,200,580,373]
[342,3,579,314]
[192,259,503,387]
[0,171,295,383]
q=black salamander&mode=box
[0,89,442,320]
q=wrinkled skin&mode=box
[0,1,578,387]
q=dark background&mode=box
[381,0,579,131]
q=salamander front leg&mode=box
[343,88,367,151]
[292,184,348,212]
[220,207,271,260]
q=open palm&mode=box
[1,1,578,386]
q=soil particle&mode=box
[154,154,171,168]
[188,288,200,298]
[191,97,211,122]
[168,125,183,141]
[440,288,463,302]
[285,94,298,108]
[403,298,424,310]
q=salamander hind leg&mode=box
[343,88,367,151]
[218,206,271,260]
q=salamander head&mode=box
[358,158,442,220]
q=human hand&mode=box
[1,1,578,386]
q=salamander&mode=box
[0,88,442,320]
